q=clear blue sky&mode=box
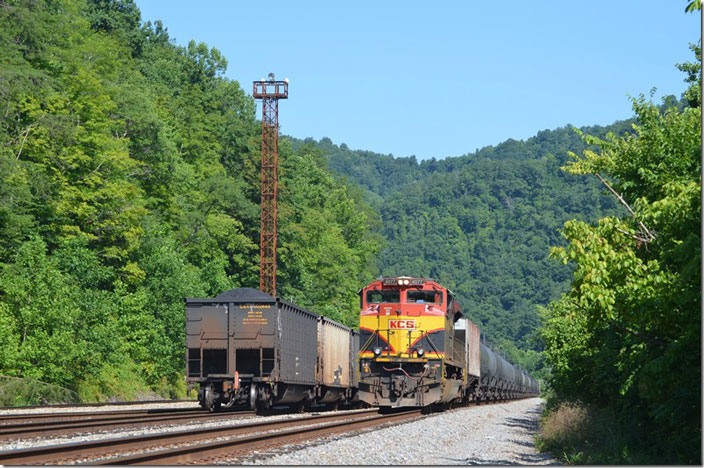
[135,1,699,160]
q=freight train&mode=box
[185,288,358,412]
[185,281,538,413]
[357,276,539,409]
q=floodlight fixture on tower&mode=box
[253,73,288,296]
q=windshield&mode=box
[407,290,443,304]
[366,290,400,303]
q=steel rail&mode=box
[93,409,423,465]
[0,406,202,424]
[0,409,380,465]
[0,409,256,440]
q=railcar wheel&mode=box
[249,384,258,411]
[326,402,339,411]
[205,385,219,413]
[294,401,306,413]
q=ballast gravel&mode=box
[241,398,558,465]
[0,406,374,453]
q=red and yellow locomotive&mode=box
[357,276,481,408]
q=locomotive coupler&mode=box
[391,375,405,395]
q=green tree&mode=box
[540,55,701,462]
[0,0,382,401]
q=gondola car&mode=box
[185,288,357,412]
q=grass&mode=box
[536,400,653,465]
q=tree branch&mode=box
[594,173,656,242]
[16,126,32,160]
[615,227,652,244]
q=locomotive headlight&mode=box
[417,348,425,357]
[373,347,382,356]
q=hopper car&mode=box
[357,276,539,409]
[185,288,358,412]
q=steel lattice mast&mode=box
[253,73,288,296]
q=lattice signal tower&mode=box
[253,73,288,296]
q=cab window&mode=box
[407,290,442,304]
[366,290,400,303]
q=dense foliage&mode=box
[0,0,378,400]
[290,119,639,375]
[539,42,701,463]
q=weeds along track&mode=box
[0,408,421,465]
[0,407,255,440]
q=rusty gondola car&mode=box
[185,288,357,412]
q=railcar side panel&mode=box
[350,330,359,388]
[278,302,317,385]
[465,320,481,378]
[317,317,352,387]
[186,302,230,378]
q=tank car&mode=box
[357,276,539,410]
[185,288,357,412]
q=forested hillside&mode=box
[0,0,378,402]
[289,119,642,369]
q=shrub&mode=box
[0,376,80,406]
[77,360,153,402]
[538,400,654,465]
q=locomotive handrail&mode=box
[381,365,428,381]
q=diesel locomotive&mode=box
[357,276,539,409]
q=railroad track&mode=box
[0,408,422,465]
[0,407,255,440]
[0,406,200,424]
[0,399,197,411]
